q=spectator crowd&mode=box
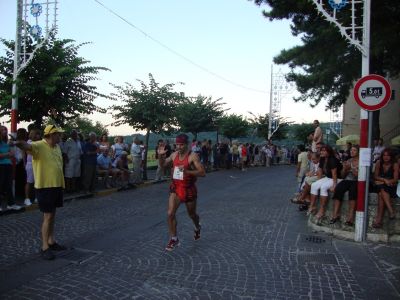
[2,118,398,225]
[291,120,399,228]
[0,125,149,212]
[1,123,300,213]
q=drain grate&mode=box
[297,234,332,248]
[305,236,326,243]
[58,248,101,264]
[297,253,338,265]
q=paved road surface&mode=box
[0,165,399,299]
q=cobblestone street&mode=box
[0,166,399,299]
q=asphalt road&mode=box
[0,165,399,299]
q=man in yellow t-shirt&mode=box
[14,124,66,260]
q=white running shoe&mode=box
[24,199,32,206]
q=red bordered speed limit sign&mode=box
[353,74,392,111]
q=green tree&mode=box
[111,73,183,179]
[289,123,315,144]
[248,112,291,140]
[251,0,400,138]
[0,32,110,127]
[62,116,109,137]
[175,95,226,139]
[218,114,250,142]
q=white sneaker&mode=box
[7,204,23,211]
[33,199,38,204]
[24,199,32,206]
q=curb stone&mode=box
[1,179,168,216]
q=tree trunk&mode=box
[142,129,150,180]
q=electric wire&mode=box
[93,0,267,94]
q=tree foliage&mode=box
[111,73,183,133]
[0,32,110,127]
[111,73,184,179]
[218,114,250,141]
[288,123,315,144]
[251,0,400,111]
[248,112,291,140]
[175,95,226,139]
[62,116,109,137]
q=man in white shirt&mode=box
[264,146,272,167]
[311,120,323,153]
[63,130,82,192]
[130,136,143,184]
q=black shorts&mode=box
[36,187,64,213]
[375,184,397,198]
[333,180,357,201]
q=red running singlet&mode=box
[169,151,197,202]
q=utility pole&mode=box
[268,65,273,140]
[11,0,23,136]
[355,0,371,242]
[11,0,58,135]
[10,0,58,198]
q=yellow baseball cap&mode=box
[43,124,64,135]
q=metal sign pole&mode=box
[11,0,23,136]
[268,65,273,140]
[355,0,371,242]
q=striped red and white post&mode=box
[354,0,371,242]
[355,109,369,241]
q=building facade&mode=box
[342,78,400,143]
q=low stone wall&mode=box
[308,192,400,242]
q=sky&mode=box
[0,0,333,135]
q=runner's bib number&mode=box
[173,166,184,180]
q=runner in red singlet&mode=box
[163,134,205,251]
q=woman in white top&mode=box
[111,136,127,160]
[99,133,111,153]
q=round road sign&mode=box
[353,74,391,111]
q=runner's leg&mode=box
[185,200,200,229]
[167,193,180,237]
[186,199,201,240]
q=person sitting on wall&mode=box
[372,148,399,228]
[330,145,360,226]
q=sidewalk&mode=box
[2,165,228,217]
[0,169,167,217]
